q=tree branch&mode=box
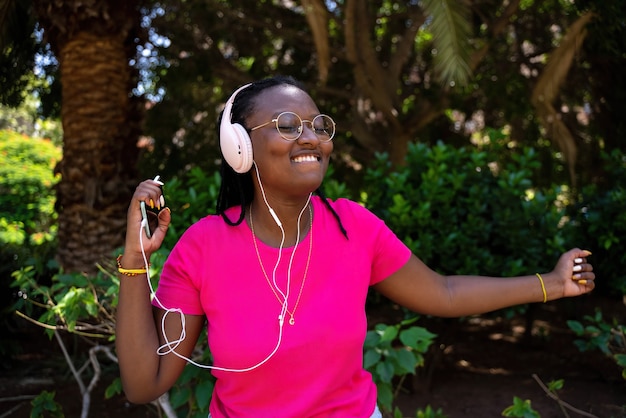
[531,11,594,185]
[54,330,90,418]
[301,0,330,83]
[532,374,599,418]
[344,0,400,129]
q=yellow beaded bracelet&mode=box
[116,254,147,276]
[535,273,547,303]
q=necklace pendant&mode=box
[289,317,295,325]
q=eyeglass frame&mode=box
[249,111,336,142]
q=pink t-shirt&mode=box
[155,197,411,417]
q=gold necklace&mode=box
[249,205,313,326]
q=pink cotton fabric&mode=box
[154,197,411,417]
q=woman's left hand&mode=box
[549,248,595,299]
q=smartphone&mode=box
[140,200,160,238]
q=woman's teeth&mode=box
[292,155,318,163]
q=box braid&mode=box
[216,76,348,239]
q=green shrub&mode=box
[0,129,60,278]
[573,149,626,297]
[1,129,60,356]
[568,310,626,379]
[159,167,221,249]
[0,130,61,242]
[30,390,64,418]
[362,137,570,280]
[364,317,437,412]
[11,264,118,340]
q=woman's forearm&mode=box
[115,252,166,402]
[442,272,554,317]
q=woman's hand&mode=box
[123,178,171,259]
[548,248,595,299]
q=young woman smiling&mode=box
[115,76,595,417]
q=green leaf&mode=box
[56,273,88,287]
[376,384,394,412]
[105,377,123,399]
[375,361,395,383]
[501,397,539,417]
[195,378,214,410]
[30,390,64,418]
[567,320,584,334]
[169,386,191,409]
[378,324,399,343]
[399,326,437,351]
[547,379,564,392]
[364,330,381,349]
[363,348,382,370]
[395,348,418,374]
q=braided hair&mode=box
[216,75,348,239]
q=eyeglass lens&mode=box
[276,112,335,141]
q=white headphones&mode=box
[220,83,254,173]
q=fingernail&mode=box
[149,199,154,209]
[574,258,583,263]
[584,250,592,256]
[573,273,582,279]
[160,195,165,208]
[573,265,582,272]
[578,279,587,285]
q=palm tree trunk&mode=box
[32,0,144,274]
[55,31,141,273]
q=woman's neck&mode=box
[247,196,312,248]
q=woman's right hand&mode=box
[123,178,171,260]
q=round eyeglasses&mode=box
[249,111,336,142]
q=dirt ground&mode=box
[1,294,624,418]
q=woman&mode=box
[115,76,595,417]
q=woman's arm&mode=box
[115,179,204,403]
[116,271,205,403]
[373,248,594,317]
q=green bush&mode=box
[159,166,221,249]
[364,317,437,412]
[0,130,61,242]
[362,136,570,280]
[572,149,626,297]
[1,129,60,356]
[568,310,626,379]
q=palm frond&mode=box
[422,0,473,86]
[0,0,32,51]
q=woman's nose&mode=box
[297,121,320,143]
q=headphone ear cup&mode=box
[219,83,254,174]
[220,121,253,174]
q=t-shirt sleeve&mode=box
[152,219,207,315]
[335,199,412,286]
[369,214,412,285]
